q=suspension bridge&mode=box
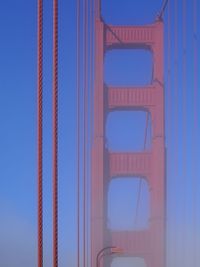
[0,0,199,266]
[36,0,199,266]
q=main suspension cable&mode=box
[53,0,59,266]
[37,0,43,266]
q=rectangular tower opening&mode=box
[104,49,153,86]
[106,111,152,152]
[107,177,150,231]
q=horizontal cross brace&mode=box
[109,152,151,178]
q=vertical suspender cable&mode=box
[83,0,88,266]
[174,0,179,265]
[89,0,94,141]
[182,0,187,261]
[53,0,59,266]
[167,0,171,130]
[76,0,80,267]
[193,1,198,266]
[86,0,93,265]
[193,0,198,127]
[88,0,94,265]
[95,0,100,19]
[167,1,172,265]
[37,0,43,266]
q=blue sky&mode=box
[0,0,200,266]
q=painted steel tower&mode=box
[91,2,166,267]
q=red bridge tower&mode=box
[91,3,166,267]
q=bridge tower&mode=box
[91,3,166,267]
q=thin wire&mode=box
[76,0,81,266]
[134,112,149,228]
[53,0,59,266]
[90,1,97,266]
[174,0,179,265]
[193,0,198,128]
[89,0,94,167]
[87,0,94,265]
[193,0,198,266]
[37,0,43,266]
[167,0,171,126]
[167,1,173,266]
[83,0,89,266]
[157,0,169,20]
[182,0,187,263]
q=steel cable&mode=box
[174,0,179,265]
[37,0,43,266]
[83,0,89,266]
[76,0,81,266]
[167,1,172,266]
[193,0,198,128]
[182,0,187,263]
[157,0,169,20]
[193,1,198,266]
[53,0,59,266]
[134,113,149,228]
[87,0,94,265]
